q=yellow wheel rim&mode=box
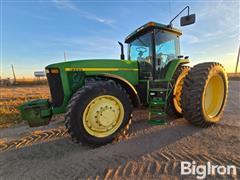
[203,74,225,120]
[83,95,124,138]
[173,68,189,113]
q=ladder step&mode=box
[147,80,171,126]
[150,101,165,105]
[150,79,170,82]
[150,99,165,106]
[150,111,166,115]
[149,88,170,92]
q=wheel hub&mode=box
[203,74,225,119]
[97,107,116,127]
[83,95,124,137]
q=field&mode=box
[0,81,239,179]
[0,85,50,128]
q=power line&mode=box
[11,64,16,83]
[235,45,240,73]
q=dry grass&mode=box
[0,85,50,128]
[16,78,47,85]
[1,78,47,86]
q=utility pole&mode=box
[11,64,16,83]
[235,45,240,74]
[64,51,67,62]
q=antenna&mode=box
[64,51,67,62]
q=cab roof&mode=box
[125,21,182,43]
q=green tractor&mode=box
[19,7,228,146]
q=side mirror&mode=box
[180,14,196,26]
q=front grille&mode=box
[46,72,64,107]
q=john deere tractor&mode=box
[19,7,228,146]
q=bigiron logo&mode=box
[181,161,237,179]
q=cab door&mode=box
[128,31,155,104]
[128,31,154,80]
[154,29,180,79]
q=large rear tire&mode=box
[65,80,133,146]
[181,62,228,127]
[166,66,190,118]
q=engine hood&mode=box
[46,59,138,70]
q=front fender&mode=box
[86,74,141,108]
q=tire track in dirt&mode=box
[0,127,68,152]
[0,125,239,180]
[1,120,239,179]
[99,150,240,179]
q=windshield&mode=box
[128,32,153,63]
[155,30,180,69]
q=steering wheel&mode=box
[136,47,147,53]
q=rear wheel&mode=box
[181,62,228,127]
[166,65,190,118]
[65,80,133,146]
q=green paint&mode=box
[46,59,139,114]
[164,59,190,81]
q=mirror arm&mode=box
[168,6,190,27]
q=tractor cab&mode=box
[125,22,182,80]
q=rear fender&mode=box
[164,59,190,80]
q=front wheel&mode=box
[65,80,133,146]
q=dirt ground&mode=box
[0,81,239,180]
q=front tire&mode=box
[65,80,133,146]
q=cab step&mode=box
[149,88,170,92]
[150,111,166,115]
[147,79,173,126]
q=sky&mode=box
[0,0,239,78]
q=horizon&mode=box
[1,0,239,78]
